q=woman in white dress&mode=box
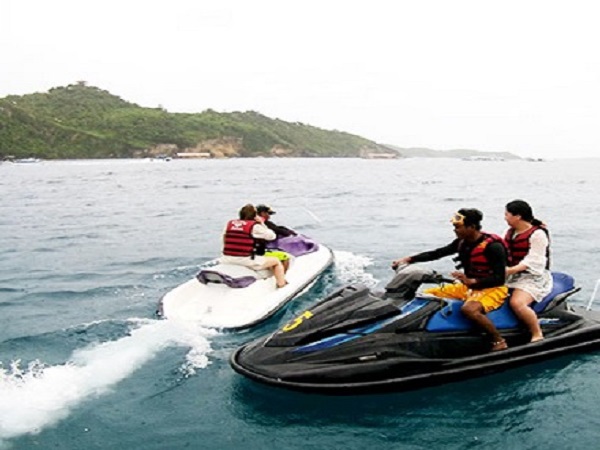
[504,200,552,342]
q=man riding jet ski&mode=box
[392,208,510,351]
[230,264,600,394]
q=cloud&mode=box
[2,0,599,158]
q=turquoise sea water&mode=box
[1,157,600,449]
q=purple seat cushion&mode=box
[196,270,257,288]
[266,234,320,257]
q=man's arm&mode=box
[265,220,296,237]
[408,239,460,263]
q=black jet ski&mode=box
[231,265,600,394]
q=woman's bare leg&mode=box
[263,257,287,287]
[510,289,543,342]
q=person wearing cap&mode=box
[221,204,288,288]
[256,205,297,238]
[392,208,509,351]
[255,204,296,272]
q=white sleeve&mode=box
[252,223,276,241]
[520,229,549,274]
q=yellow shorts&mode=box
[264,250,290,261]
[423,283,508,313]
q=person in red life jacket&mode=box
[221,204,288,288]
[255,204,296,272]
[392,208,509,351]
[504,200,552,342]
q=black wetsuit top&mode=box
[254,220,296,256]
[409,236,507,290]
[264,220,296,238]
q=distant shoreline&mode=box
[4,155,595,163]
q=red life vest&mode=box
[504,225,550,269]
[460,233,507,279]
[223,220,257,257]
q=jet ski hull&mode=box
[230,270,600,394]
[158,236,333,329]
[231,316,600,394]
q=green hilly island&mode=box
[0,82,522,161]
[0,83,393,160]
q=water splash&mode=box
[0,319,217,440]
[332,250,378,287]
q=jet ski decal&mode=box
[293,299,429,353]
[282,311,315,332]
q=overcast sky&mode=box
[2,0,599,159]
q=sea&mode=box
[1,157,600,449]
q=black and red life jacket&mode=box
[504,225,550,269]
[223,220,257,257]
[457,233,508,279]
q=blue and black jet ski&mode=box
[231,265,600,394]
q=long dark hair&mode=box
[506,200,543,227]
[506,199,551,268]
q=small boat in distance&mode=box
[14,157,42,163]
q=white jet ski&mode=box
[157,234,334,329]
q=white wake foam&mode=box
[332,250,378,287]
[0,319,217,441]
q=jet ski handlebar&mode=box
[427,272,455,284]
[385,263,454,299]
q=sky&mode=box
[2,0,599,159]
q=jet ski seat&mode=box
[426,272,575,332]
[197,264,271,288]
[532,272,575,313]
[266,235,319,256]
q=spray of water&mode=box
[332,250,378,287]
[0,250,377,443]
[0,319,216,440]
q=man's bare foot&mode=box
[491,339,508,352]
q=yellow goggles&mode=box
[450,212,465,225]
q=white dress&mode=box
[507,229,553,302]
